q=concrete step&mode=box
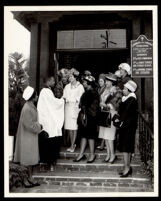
[59,147,141,160]
[59,152,141,163]
[11,183,153,193]
[32,168,152,192]
[27,146,153,193]
[38,157,141,172]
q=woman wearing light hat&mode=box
[113,80,138,177]
[14,86,42,187]
[63,68,85,153]
[117,63,132,90]
[98,73,119,164]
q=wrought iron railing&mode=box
[138,112,154,181]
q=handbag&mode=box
[39,130,49,139]
[77,109,87,127]
[97,109,111,127]
[112,114,121,128]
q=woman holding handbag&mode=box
[113,80,138,177]
[98,73,120,163]
[73,75,100,163]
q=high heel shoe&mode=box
[108,156,117,164]
[103,157,110,163]
[118,171,123,175]
[73,155,86,162]
[27,178,40,187]
[120,167,132,178]
[23,179,33,188]
[87,155,96,163]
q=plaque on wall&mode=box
[57,29,127,49]
[131,35,153,77]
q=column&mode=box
[39,22,50,90]
[29,23,39,90]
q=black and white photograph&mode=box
[4,5,158,197]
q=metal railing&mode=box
[138,112,154,180]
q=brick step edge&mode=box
[33,176,153,190]
[10,184,154,193]
[34,161,143,173]
[59,152,141,159]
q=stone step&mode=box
[11,183,153,193]
[48,157,141,172]
[32,169,152,192]
[59,150,141,161]
[60,146,140,156]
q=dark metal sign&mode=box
[131,35,153,77]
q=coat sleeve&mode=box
[22,108,41,134]
[120,98,137,123]
[76,85,85,103]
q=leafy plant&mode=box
[9,52,29,136]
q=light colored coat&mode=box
[14,101,42,166]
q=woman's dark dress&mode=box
[78,88,100,139]
[118,96,138,153]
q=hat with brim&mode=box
[22,86,34,101]
[124,80,137,92]
[105,73,117,82]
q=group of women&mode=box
[13,62,138,187]
[63,63,138,178]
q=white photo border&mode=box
[4,5,158,197]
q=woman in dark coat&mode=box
[73,75,100,163]
[113,80,138,177]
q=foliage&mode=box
[9,52,29,92]
[9,52,29,136]
[9,161,29,191]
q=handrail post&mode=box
[138,111,154,181]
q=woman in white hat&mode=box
[14,86,42,187]
[117,63,132,90]
[113,80,138,177]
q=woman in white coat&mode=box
[63,68,85,152]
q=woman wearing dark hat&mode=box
[14,86,42,187]
[73,75,100,163]
[98,73,119,163]
[113,80,138,177]
[63,68,85,153]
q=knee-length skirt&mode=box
[98,110,117,141]
[64,102,80,130]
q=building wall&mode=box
[28,12,153,114]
